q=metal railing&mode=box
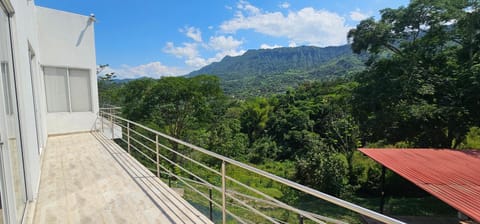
[99,106,121,116]
[97,109,405,224]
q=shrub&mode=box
[459,127,480,149]
[295,149,349,196]
[350,151,382,195]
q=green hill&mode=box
[187,45,365,97]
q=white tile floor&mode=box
[32,132,212,224]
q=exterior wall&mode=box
[7,0,42,204]
[0,1,98,223]
[36,7,99,135]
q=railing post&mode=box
[380,165,386,214]
[221,161,226,224]
[127,122,131,154]
[209,188,213,221]
[110,113,114,139]
[156,134,160,178]
[298,214,304,224]
[100,111,104,133]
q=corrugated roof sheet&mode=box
[359,148,480,222]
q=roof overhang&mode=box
[359,148,480,222]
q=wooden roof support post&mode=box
[380,165,386,214]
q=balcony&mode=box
[30,132,211,224]
[27,109,404,224]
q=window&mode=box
[44,67,69,112]
[1,62,13,115]
[43,66,92,112]
[69,69,92,112]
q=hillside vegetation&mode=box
[187,45,365,97]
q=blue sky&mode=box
[36,0,409,78]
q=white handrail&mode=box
[99,110,405,224]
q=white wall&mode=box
[0,2,99,211]
[36,7,99,135]
[7,0,43,203]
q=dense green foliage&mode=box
[348,0,480,148]
[187,45,365,97]
[99,0,479,220]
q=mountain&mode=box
[112,78,139,84]
[187,45,365,97]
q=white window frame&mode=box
[43,66,93,113]
[0,2,27,224]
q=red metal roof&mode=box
[359,148,480,222]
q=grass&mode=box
[293,195,456,224]
[174,175,456,224]
[344,195,456,217]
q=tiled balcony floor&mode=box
[32,132,212,224]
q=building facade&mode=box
[0,0,98,223]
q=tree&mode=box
[142,75,224,141]
[266,81,359,160]
[97,64,119,106]
[455,2,480,127]
[239,97,273,146]
[295,146,349,196]
[206,112,249,159]
[348,0,479,148]
[119,78,155,122]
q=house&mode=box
[0,0,99,223]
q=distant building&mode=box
[0,0,98,223]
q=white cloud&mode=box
[349,9,369,21]
[260,43,282,49]
[220,3,352,46]
[160,1,360,73]
[237,0,260,15]
[184,49,246,68]
[164,28,245,68]
[212,49,246,61]
[465,6,474,13]
[204,36,245,66]
[185,57,208,68]
[164,42,206,67]
[180,26,202,42]
[196,36,246,67]
[164,34,245,69]
[199,49,246,67]
[104,62,187,79]
[164,42,199,59]
[442,19,457,26]
[208,35,243,51]
[279,2,290,9]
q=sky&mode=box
[35,0,409,79]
